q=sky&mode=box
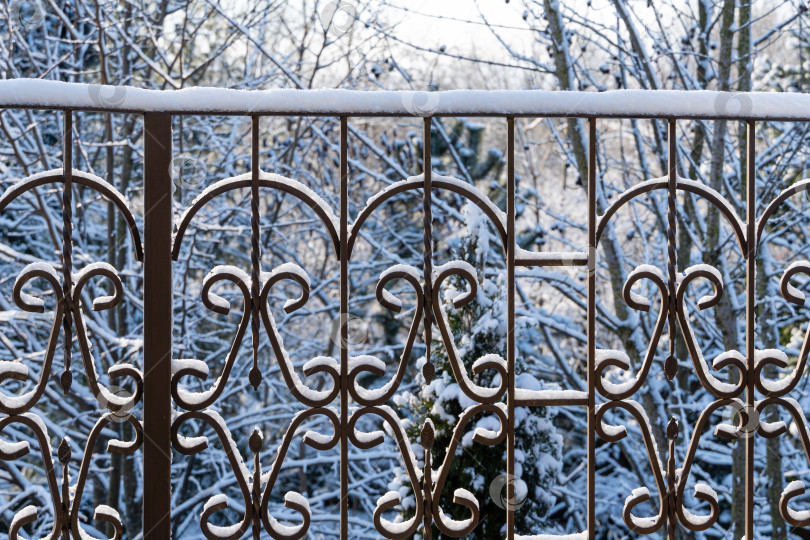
[380,0,537,63]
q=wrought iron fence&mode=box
[1,81,810,539]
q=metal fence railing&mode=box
[2,81,810,539]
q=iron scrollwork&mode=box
[11,112,810,539]
[593,173,746,534]
[0,161,144,539]
[593,167,810,536]
[171,148,514,538]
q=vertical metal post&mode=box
[587,117,597,539]
[666,119,678,540]
[745,119,756,540]
[246,115,262,540]
[339,116,349,540]
[666,419,677,540]
[60,111,75,540]
[422,116,434,538]
[62,111,73,393]
[249,116,262,390]
[506,117,516,540]
[666,119,678,382]
[422,118,434,382]
[143,113,173,540]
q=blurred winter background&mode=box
[1,0,810,538]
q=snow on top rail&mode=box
[1,79,810,119]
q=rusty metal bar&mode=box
[587,117,597,539]
[506,116,516,539]
[61,111,73,393]
[666,119,678,382]
[515,252,589,267]
[2,82,809,121]
[423,118,434,383]
[745,119,756,540]
[142,112,173,540]
[666,119,678,539]
[422,116,435,538]
[59,439,70,540]
[515,393,589,407]
[339,116,349,540]
[422,424,434,539]
[7,107,804,121]
[666,418,678,539]
[250,116,262,391]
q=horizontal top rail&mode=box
[0,79,809,120]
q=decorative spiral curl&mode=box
[432,261,506,404]
[676,264,746,399]
[349,405,424,539]
[431,403,506,537]
[348,264,423,406]
[596,400,667,534]
[595,265,668,400]
[754,261,810,397]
